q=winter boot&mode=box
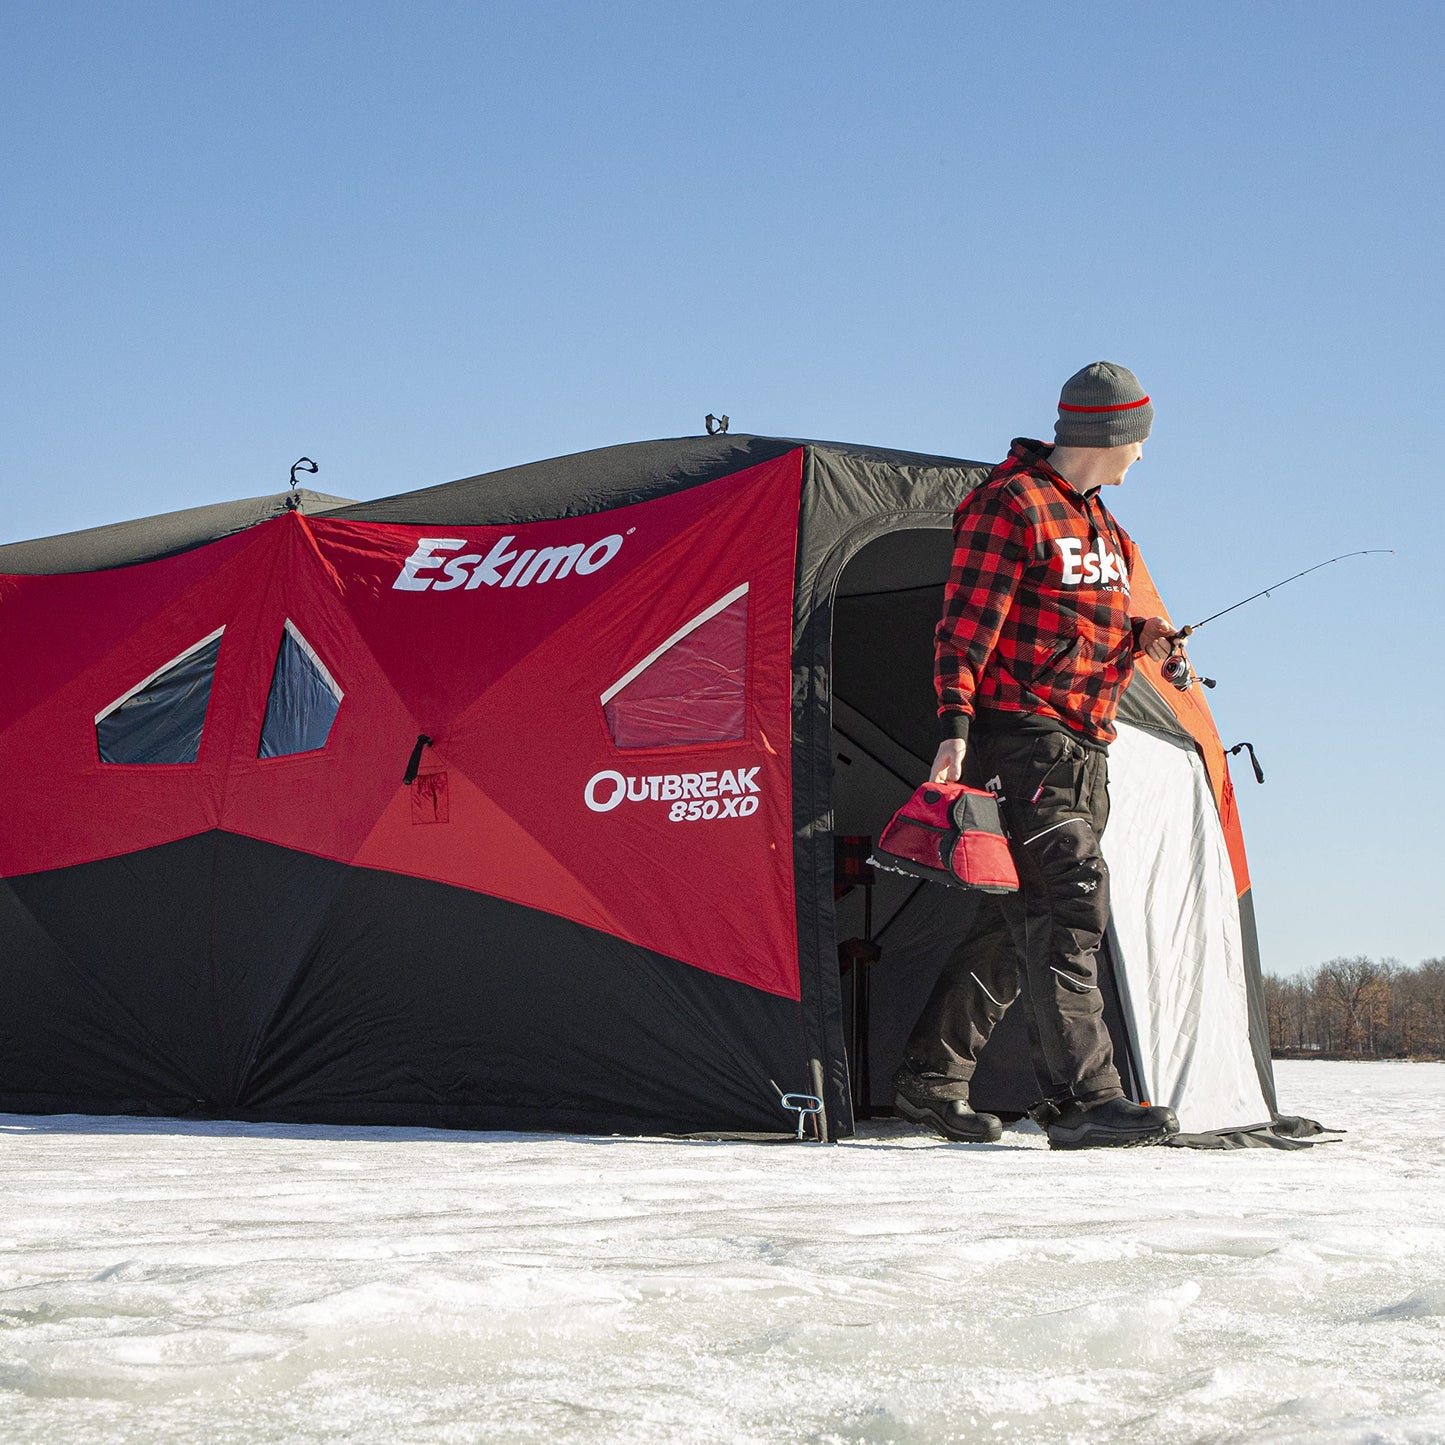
[1045,1095,1179,1150]
[893,1066,1003,1144]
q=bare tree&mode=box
[1267,956,1445,1059]
[1401,958,1445,1055]
[1314,957,1393,1053]
[1264,973,1288,1053]
[1265,973,1312,1052]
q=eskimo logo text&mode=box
[393,534,625,592]
[1055,538,1129,592]
[585,768,761,822]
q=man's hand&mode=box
[1137,616,1175,662]
[929,738,967,784]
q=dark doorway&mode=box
[827,527,1135,1119]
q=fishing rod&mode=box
[1173,550,1394,639]
[1159,549,1394,694]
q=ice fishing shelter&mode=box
[0,436,1277,1138]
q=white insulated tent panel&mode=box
[1103,722,1273,1133]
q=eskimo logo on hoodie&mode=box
[1054,537,1130,592]
[392,534,624,591]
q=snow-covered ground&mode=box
[1,1061,1442,1445]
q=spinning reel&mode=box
[1160,650,1213,693]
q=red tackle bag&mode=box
[870,782,1019,893]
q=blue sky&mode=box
[2,2,1441,976]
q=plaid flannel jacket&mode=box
[935,438,1145,747]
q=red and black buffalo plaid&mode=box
[935,438,1147,748]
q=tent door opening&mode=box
[827,526,1138,1120]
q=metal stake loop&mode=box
[780,1093,824,1141]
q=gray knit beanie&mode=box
[1054,362,1153,447]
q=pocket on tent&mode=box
[412,771,449,824]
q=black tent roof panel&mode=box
[1,436,985,575]
[0,489,356,577]
[329,434,985,527]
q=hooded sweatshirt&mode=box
[935,438,1149,748]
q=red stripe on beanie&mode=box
[1058,396,1151,413]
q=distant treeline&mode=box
[1265,957,1445,1059]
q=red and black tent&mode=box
[0,436,1278,1138]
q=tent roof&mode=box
[0,488,355,576]
[0,435,983,576]
[329,434,983,527]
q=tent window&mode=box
[96,629,224,765]
[601,585,748,749]
[258,621,343,758]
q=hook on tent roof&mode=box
[286,457,319,509]
[1227,741,1265,784]
[705,414,729,436]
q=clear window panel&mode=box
[602,589,747,749]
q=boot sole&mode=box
[893,1091,1003,1144]
[1046,1123,1178,1151]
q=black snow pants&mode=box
[903,717,1123,1103]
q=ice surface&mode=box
[1,1061,1443,1444]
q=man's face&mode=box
[1100,441,1144,487]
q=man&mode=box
[894,362,1182,1150]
